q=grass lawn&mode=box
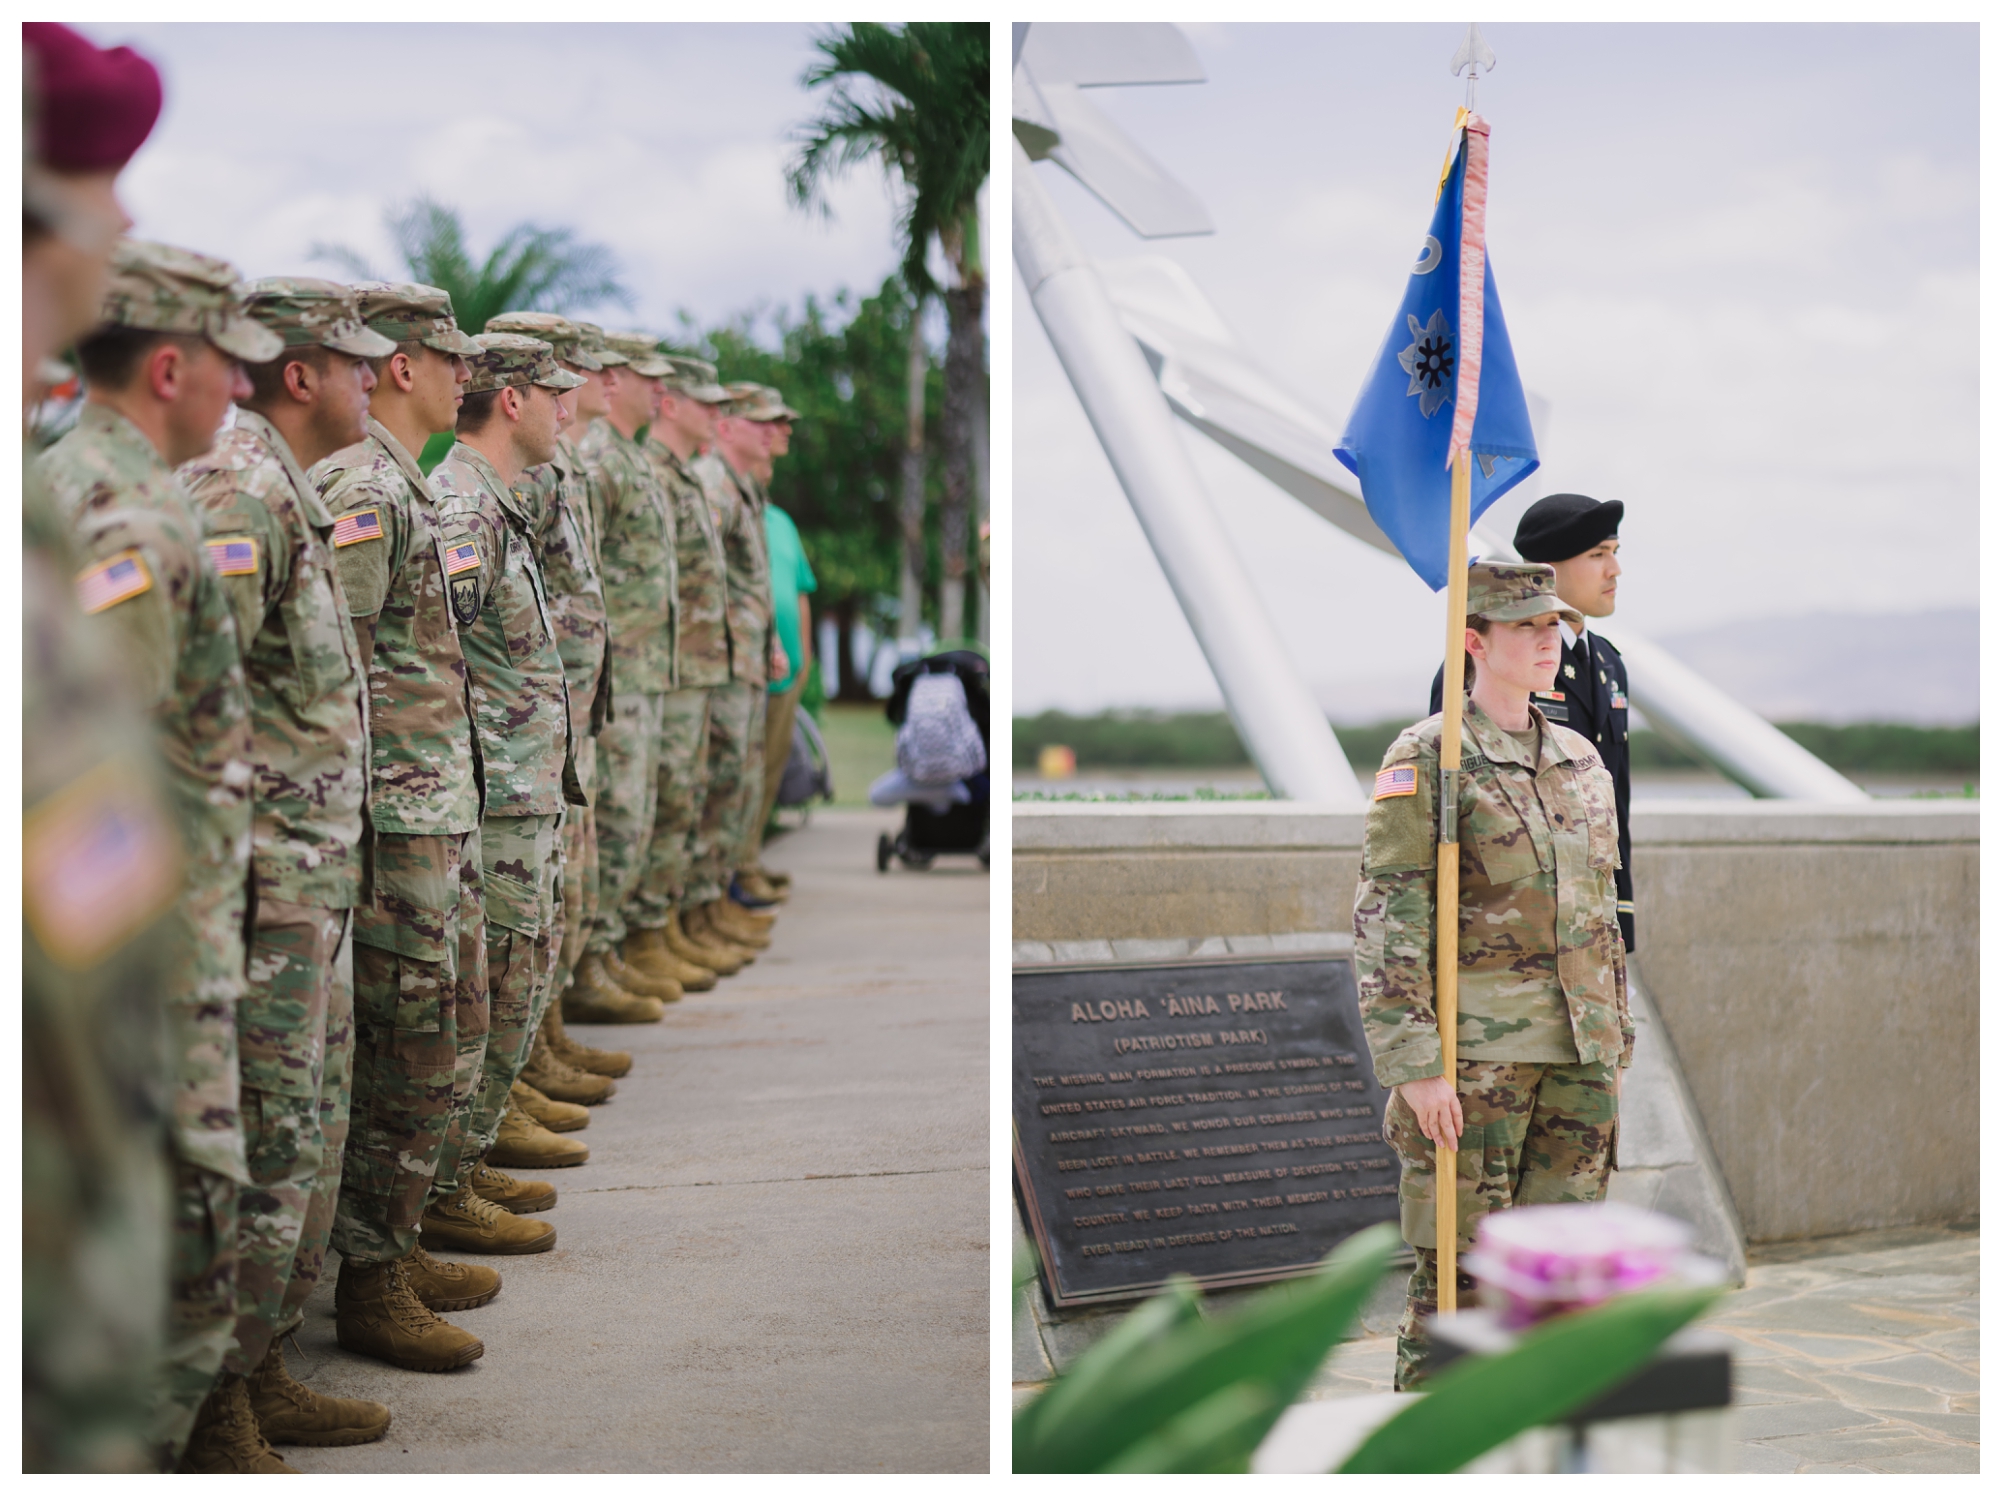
[810,701,896,809]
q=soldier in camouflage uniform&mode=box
[484,311,635,1088]
[21,28,183,1471]
[179,279,392,1462]
[426,333,593,1202]
[574,330,686,1006]
[682,386,783,957]
[37,238,276,1462]
[629,353,741,985]
[309,281,519,1369]
[1352,561,1631,1391]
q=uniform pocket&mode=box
[481,816,552,936]
[351,833,459,963]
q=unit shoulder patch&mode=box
[75,549,153,614]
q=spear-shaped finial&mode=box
[1450,22,1496,111]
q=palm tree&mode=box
[311,194,632,334]
[788,22,989,647]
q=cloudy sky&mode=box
[1014,22,1977,719]
[76,22,917,338]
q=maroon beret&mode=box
[22,22,163,173]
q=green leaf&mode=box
[1013,1276,1199,1458]
[1019,1223,1399,1473]
[1099,1383,1278,1474]
[1336,1283,1724,1473]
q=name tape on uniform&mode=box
[331,508,383,548]
[205,536,259,576]
[1373,765,1418,800]
[75,549,152,614]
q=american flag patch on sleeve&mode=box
[204,536,258,576]
[1374,765,1418,800]
[75,550,152,614]
[444,540,481,576]
[331,508,383,547]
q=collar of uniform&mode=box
[551,431,587,478]
[77,401,172,477]
[446,439,536,530]
[1560,617,1593,650]
[1465,698,1594,773]
[233,407,334,528]
[365,416,429,495]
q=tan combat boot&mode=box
[623,925,716,992]
[752,862,793,892]
[738,870,789,904]
[419,1183,558,1255]
[720,888,778,928]
[246,1340,392,1446]
[544,1002,632,1078]
[403,1243,502,1310]
[686,903,759,962]
[469,1160,557,1213]
[487,1098,591,1168]
[513,1078,588,1133]
[666,909,746,975]
[521,1030,616,1105]
[563,952,665,1025]
[704,898,773,949]
[606,940,683,1003]
[180,1373,300,1472]
[335,1257,486,1371]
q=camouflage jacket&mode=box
[310,419,480,840]
[1352,700,1631,1090]
[577,418,675,696]
[430,441,580,819]
[647,436,731,688]
[180,409,367,911]
[36,411,250,1182]
[527,431,610,790]
[698,454,773,688]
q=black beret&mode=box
[1514,493,1622,563]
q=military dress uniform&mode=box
[179,280,390,1380]
[428,335,587,1170]
[632,357,735,949]
[575,338,678,973]
[1360,563,1632,1390]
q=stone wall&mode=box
[1013,799,1978,1243]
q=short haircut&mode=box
[76,324,188,391]
[242,343,338,412]
[366,337,427,381]
[456,387,503,434]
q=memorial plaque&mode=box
[1014,956,1400,1308]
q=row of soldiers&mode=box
[24,22,811,1474]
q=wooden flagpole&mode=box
[1434,451,1471,1312]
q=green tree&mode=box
[680,275,947,701]
[311,194,631,334]
[788,22,990,648]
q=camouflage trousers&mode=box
[465,812,563,1159]
[587,690,663,956]
[751,677,805,856]
[728,685,770,873]
[627,686,710,931]
[333,830,487,1265]
[685,681,756,908]
[227,900,354,1377]
[157,1159,238,1459]
[551,802,597,1001]
[1386,1059,1618,1390]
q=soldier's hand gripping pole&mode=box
[1433,449,1473,1314]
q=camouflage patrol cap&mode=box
[723,381,800,421]
[601,330,673,378]
[578,322,628,367]
[98,238,282,362]
[659,354,728,403]
[352,281,481,356]
[1465,559,1583,630]
[464,332,587,394]
[241,277,396,359]
[485,310,603,371]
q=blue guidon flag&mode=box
[1334,111,1539,590]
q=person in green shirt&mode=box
[750,470,816,896]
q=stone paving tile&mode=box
[1878,1409,1981,1442]
[1849,1351,1980,1393]
[1735,1399,1882,1441]
[1758,1427,1962,1470]
[1915,1327,1980,1362]
[1810,1370,1954,1414]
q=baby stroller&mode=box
[874,649,990,872]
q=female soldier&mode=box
[1353,560,1632,1389]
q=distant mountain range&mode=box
[1650,609,1977,726]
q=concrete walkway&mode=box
[288,808,989,1473]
